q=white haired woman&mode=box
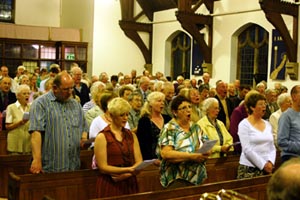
[6,84,31,154]
[197,97,233,158]
[94,97,143,198]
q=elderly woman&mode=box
[179,88,202,122]
[157,95,210,189]
[237,91,276,179]
[269,93,292,146]
[197,97,233,158]
[94,97,143,198]
[83,81,106,113]
[136,91,169,161]
[6,84,31,154]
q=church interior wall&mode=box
[92,0,145,77]
[3,0,300,90]
[151,0,298,90]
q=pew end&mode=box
[8,170,99,200]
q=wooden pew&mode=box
[0,150,93,198]
[98,175,271,200]
[9,170,271,200]
[0,130,8,155]
[8,170,99,200]
[6,152,281,199]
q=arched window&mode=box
[171,32,191,80]
[237,25,269,86]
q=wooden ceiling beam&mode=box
[176,11,212,63]
[119,21,152,64]
[259,0,298,62]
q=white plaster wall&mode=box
[15,0,60,27]
[92,0,145,77]
[152,9,189,78]
[151,0,298,90]
[60,0,94,75]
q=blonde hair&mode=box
[108,97,131,116]
[140,91,165,117]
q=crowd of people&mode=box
[1,63,299,198]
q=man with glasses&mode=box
[71,65,90,106]
[29,71,88,173]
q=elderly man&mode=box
[161,81,174,120]
[127,92,143,132]
[267,158,300,200]
[135,76,150,104]
[0,76,17,130]
[269,93,292,146]
[278,85,300,163]
[39,64,60,92]
[71,66,90,106]
[215,80,233,130]
[29,71,88,173]
[0,66,18,93]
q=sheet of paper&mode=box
[22,112,29,120]
[196,140,218,154]
[135,159,156,171]
[228,141,241,147]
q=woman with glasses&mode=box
[197,97,233,158]
[237,91,276,179]
[157,95,210,189]
[94,97,143,197]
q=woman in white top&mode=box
[6,84,31,154]
[237,90,276,179]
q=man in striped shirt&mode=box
[29,71,88,173]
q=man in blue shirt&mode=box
[278,85,300,163]
[29,71,88,173]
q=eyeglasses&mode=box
[59,87,74,92]
[177,105,192,111]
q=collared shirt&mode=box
[197,115,233,158]
[278,108,300,158]
[29,91,89,172]
[128,109,140,130]
[6,100,31,153]
[157,119,207,187]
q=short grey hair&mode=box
[202,97,218,114]
[277,93,291,106]
[16,84,30,95]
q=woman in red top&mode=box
[94,97,143,198]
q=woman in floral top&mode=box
[157,95,210,189]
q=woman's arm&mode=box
[131,132,143,168]
[94,133,135,175]
[160,145,209,163]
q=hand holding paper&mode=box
[228,141,241,147]
[196,140,218,154]
[135,159,156,171]
[23,112,30,120]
